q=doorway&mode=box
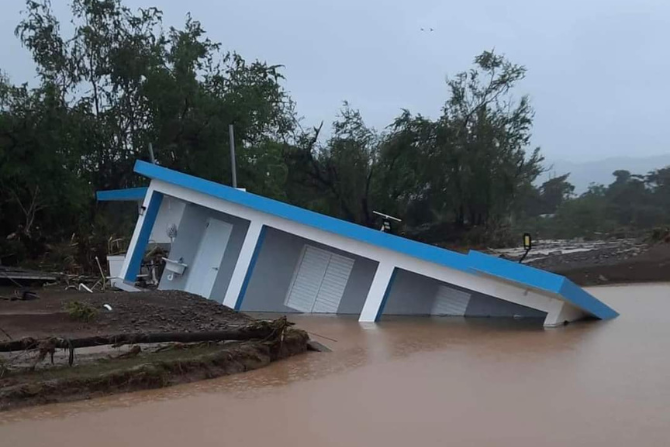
[186,218,232,298]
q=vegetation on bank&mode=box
[518,170,670,240]
[1,0,668,272]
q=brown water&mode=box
[1,283,669,446]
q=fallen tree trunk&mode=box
[0,327,310,412]
[0,319,288,353]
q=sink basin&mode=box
[163,258,187,275]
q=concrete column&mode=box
[121,189,164,283]
[544,299,586,327]
[359,262,397,322]
[222,220,266,310]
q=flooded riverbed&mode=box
[1,283,669,446]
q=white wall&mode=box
[382,269,547,318]
[150,196,186,244]
[158,203,250,302]
[239,227,378,314]
[147,180,588,325]
[383,269,438,315]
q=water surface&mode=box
[1,283,668,446]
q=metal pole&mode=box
[229,124,237,188]
[148,143,156,164]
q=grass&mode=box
[1,342,250,383]
[63,301,98,322]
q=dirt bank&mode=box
[527,241,670,286]
[489,238,670,286]
[0,290,309,411]
[0,289,258,339]
[0,330,308,412]
[543,243,670,286]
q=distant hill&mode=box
[538,154,670,194]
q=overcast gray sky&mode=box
[1,0,669,162]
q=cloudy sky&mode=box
[1,0,669,163]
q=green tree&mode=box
[0,74,88,246]
[438,50,543,228]
[538,174,574,215]
[647,167,670,219]
[288,104,380,226]
[15,0,296,192]
[1,0,297,265]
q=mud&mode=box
[0,289,254,339]
[0,290,309,411]
[534,242,670,286]
[492,239,670,286]
[0,329,308,412]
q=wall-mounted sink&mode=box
[163,258,187,275]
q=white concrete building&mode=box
[97,161,619,327]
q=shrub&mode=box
[64,301,98,322]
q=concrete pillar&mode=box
[121,189,164,283]
[359,262,397,322]
[544,299,586,327]
[222,221,266,310]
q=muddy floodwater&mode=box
[1,283,669,446]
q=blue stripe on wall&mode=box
[234,225,268,311]
[375,268,398,322]
[124,191,163,282]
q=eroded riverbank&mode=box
[0,290,309,410]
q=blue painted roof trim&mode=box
[133,160,618,320]
[96,187,148,202]
[559,279,619,320]
[134,161,469,272]
[465,251,565,292]
[466,251,619,319]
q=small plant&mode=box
[64,301,98,322]
[648,227,670,243]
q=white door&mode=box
[431,285,472,316]
[186,219,232,298]
[285,245,355,313]
[312,252,355,313]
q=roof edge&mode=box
[133,160,470,272]
[96,187,148,202]
[559,279,620,320]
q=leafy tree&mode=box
[0,74,88,246]
[538,174,574,215]
[15,0,295,192]
[288,104,380,226]
[8,0,669,268]
[517,168,670,240]
[1,0,296,265]
[289,51,545,240]
[437,51,543,228]
[647,167,670,215]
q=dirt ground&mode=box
[528,242,670,286]
[0,289,255,340]
[0,289,309,411]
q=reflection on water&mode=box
[1,283,669,446]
